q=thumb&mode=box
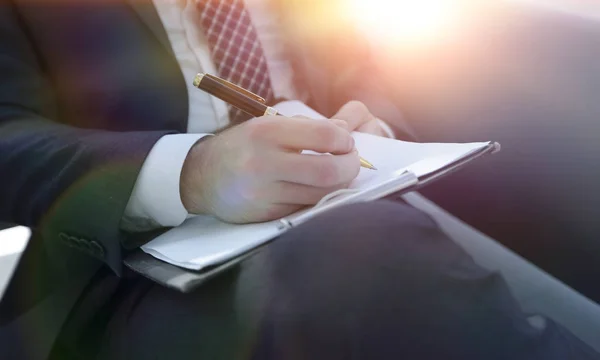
[331,101,376,132]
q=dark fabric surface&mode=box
[0,0,186,321]
[50,201,599,360]
[0,223,14,231]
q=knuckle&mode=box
[314,123,340,148]
[246,118,274,141]
[315,158,341,187]
[344,101,373,124]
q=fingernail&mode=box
[349,136,355,150]
[331,119,348,130]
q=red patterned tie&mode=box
[197,0,275,123]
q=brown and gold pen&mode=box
[192,73,377,170]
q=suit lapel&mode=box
[127,0,174,55]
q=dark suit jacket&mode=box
[0,1,413,357]
[0,0,186,324]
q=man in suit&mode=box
[0,0,598,359]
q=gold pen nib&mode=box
[360,158,377,170]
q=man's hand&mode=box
[180,116,359,223]
[332,101,392,138]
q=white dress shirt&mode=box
[123,0,394,230]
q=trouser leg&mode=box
[57,201,599,359]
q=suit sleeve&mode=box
[0,4,171,275]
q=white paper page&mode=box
[351,132,489,189]
[142,216,284,271]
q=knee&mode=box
[270,200,447,268]
[265,200,468,294]
[258,201,483,354]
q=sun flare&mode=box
[344,0,460,44]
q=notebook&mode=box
[125,101,499,291]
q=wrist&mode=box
[180,136,213,214]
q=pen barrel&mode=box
[195,75,269,119]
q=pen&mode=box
[192,73,377,170]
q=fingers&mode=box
[331,101,376,132]
[329,119,349,130]
[268,181,350,205]
[248,116,354,154]
[356,119,386,137]
[298,116,349,131]
[276,150,361,187]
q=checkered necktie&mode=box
[197,0,275,123]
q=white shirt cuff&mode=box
[377,118,396,139]
[123,134,211,229]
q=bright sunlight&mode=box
[344,0,462,45]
